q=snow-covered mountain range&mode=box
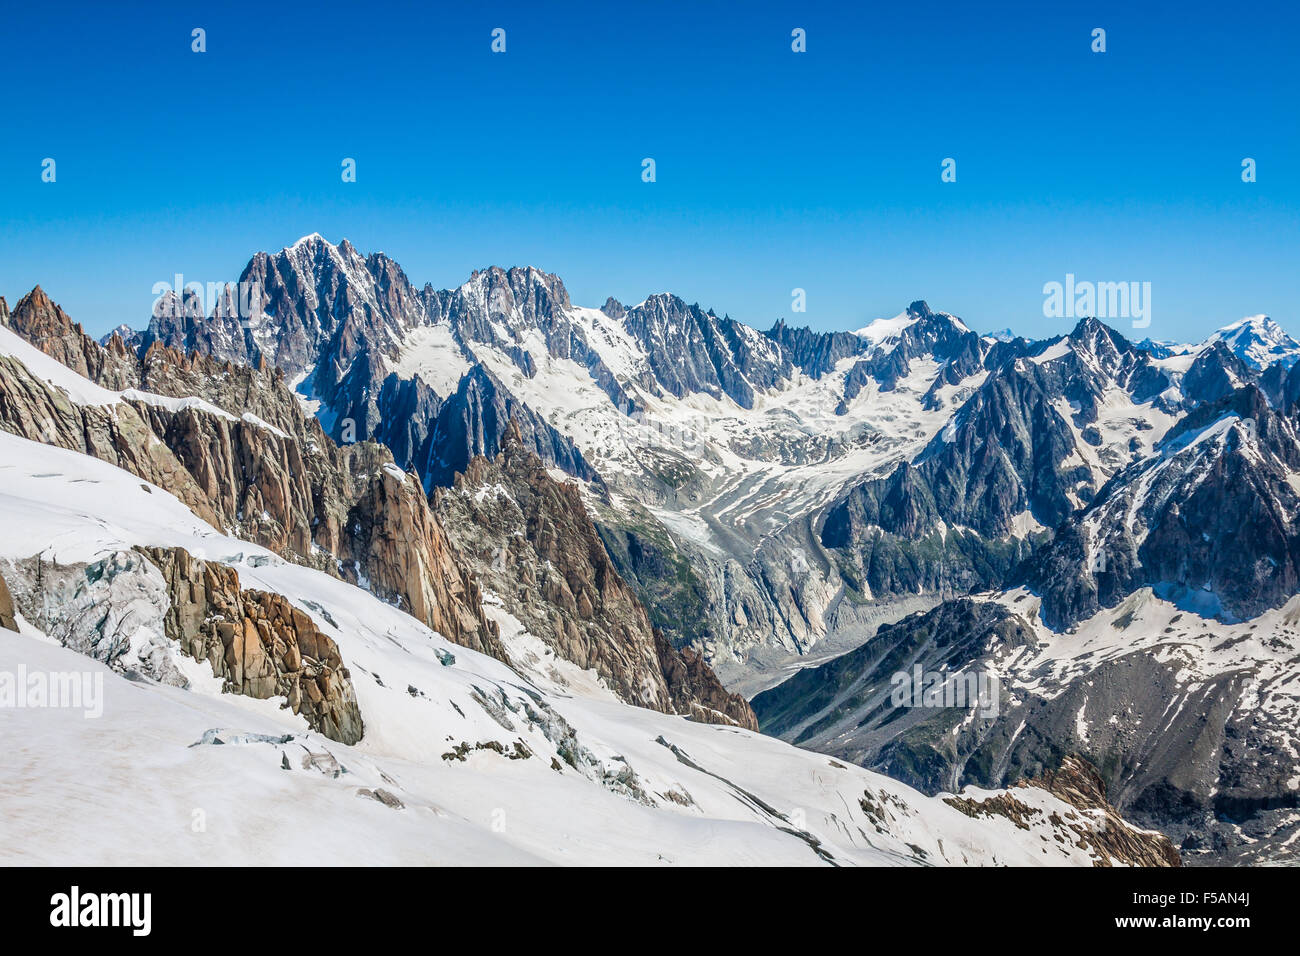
[4,232,1297,864]
[0,281,1178,867]
[127,237,1300,686]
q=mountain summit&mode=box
[1207,314,1300,370]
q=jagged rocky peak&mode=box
[1182,339,1255,405]
[821,314,1172,606]
[206,238,581,363]
[860,299,967,334]
[6,285,137,387]
[1014,315,1180,422]
[1068,313,1128,342]
[418,363,598,489]
[764,317,868,380]
[272,232,369,278]
[622,292,702,342]
[11,285,77,338]
[244,234,421,350]
[135,233,430,381]
[1063,315,1135,371]
[424,264,575,352]
[468,264,572,317]
[618,292,790,408]
[838,300,985,402]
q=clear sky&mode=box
[2,0,1297,342]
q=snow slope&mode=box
[0,431,1144,866]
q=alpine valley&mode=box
[4,233,1299,865]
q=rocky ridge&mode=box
[435,421,756,729]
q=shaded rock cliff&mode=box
[435,422,756,729]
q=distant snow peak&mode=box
[1133,337,1187,360]
[1224,313,1273,329]
[854,301,969,346]
[1208,314,1300,370]
[853,311,913,343]
[99,323,136,347]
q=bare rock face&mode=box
[943,756,1182,867]
[1016,756,1182,867]
[144,546,364,744]
[436,421,756,729]
[652,635,759,729]
[0,571,17,631]
[345,464,505,659]
[131,396,324,558]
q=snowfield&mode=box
[0,431,1140,866]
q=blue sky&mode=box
[1,0,1297,342]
